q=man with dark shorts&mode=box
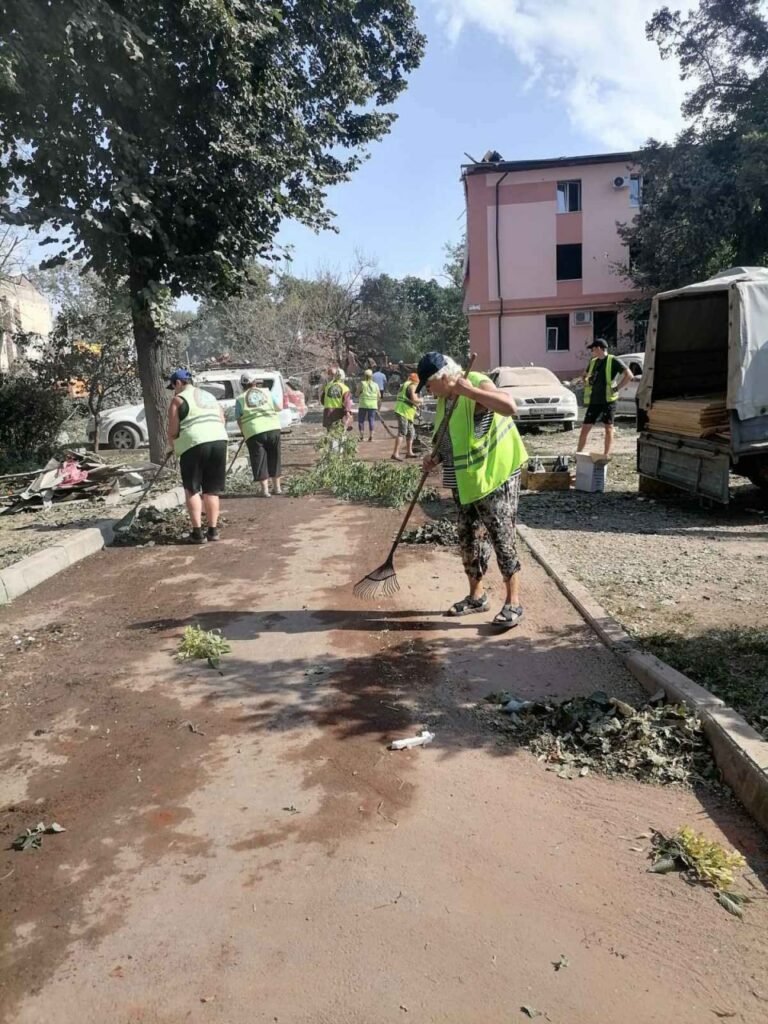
[166,368,228,543]
[576,339,633,457]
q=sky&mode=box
[275,0,688,285]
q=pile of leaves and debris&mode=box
[402,518,458,546]
[224,469,265,495]
[12,821,66,851]
[477,689,720,786]
[176,625,231,669]
[286,428,437,508]
[649,826,751,917]
[111,507,226,547]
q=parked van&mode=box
[637,267,768,502]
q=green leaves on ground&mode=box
[286,428,436,508]
[176,626,231,669]
[12,821,65,851]
[650,826,749,917]
[478,690,719,787]
[641,627,768,738]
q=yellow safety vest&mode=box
[395,381,417,422]
[323,381,349,409]
[583,355,617,405]
[238,387,281,439]
[433,371,527,506]
[358,379,380,410]
[173,386,227,457]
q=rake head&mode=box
[353,557,400,600]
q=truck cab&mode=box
[637,267,768,503]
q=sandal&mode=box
[391,455,404,462]
[493,604,524,630]
[446,594,489,617]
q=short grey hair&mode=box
[428,356,462,383]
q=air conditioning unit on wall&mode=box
[613,175,630,189]
[572,310,593,326]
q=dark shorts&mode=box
[246,430,281,481]
[583,403,615,425]
[179,440,227,495]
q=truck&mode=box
[637,267,768,504]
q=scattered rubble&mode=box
[12,821,66,852]
[111,507,225,547]
[402,519,458,546]
[1,451,163,514]
[477,690,720,787]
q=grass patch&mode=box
[640,627,768,737]
[286,427,437,508]
[176,625,231,669]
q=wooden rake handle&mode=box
[387,353,477,555]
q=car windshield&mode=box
[495,367,559,388]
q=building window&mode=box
[630,174,643,207]
[556,243,582,281]
[556,180,581,213]
[546,314,570,351]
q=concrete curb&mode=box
[517,522,768,834]
[0,486,186,607]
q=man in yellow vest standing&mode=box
[356,368,381,441]
[166,368,229,543]
[322,368,353,433]
[576,338,633,457]
[236,373,283,497]
[391,372,421,461]
[418,352,528,629]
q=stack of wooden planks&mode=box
[648,395,729,438]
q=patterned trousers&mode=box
[453,472,522,581]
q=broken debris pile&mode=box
[478,690,720,786]
[112,506,195,546]
[1,451,164,514]
[402,518,458,546]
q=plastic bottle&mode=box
[389,730,435,751]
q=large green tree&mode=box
[620,1,768,307]
[0,1,424,459]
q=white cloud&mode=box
[430,0,686,148]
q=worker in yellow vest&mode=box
[418,352,528,629]
[577,338,633,457]
[236,372,283,497]
[166,368,228,543]
[391,372,421,461]
[356,368,381,441]
[322,368,353,432]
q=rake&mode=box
[226,438,246,476]
[353,354,476,600]
[113,453,173,533]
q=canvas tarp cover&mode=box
[638,267,768,421]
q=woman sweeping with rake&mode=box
[355,351,527,629]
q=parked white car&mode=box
[491,365,578,431]
[614,352,644,418]
[88,368,303,450]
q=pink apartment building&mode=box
[463,151,643,377]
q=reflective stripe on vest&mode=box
[358,380,380,410]
[239,387,281,439]
[173,386,228,457]
[583,355,617,405]
[395,381,417,421]
[323,381,349,409]
[433,370,528,506]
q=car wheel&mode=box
[562,421,575,432]
[109,424,141,450]
[741,456,768,491]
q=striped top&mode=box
[439,408,493,488]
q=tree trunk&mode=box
[129,274,168,465]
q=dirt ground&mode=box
[1,424,767,1024]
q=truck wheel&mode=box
[742,456,768,491]
[562,422,575,432]
[109,424,141,450]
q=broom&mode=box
[353,354,476,599]
[113,453,173,533]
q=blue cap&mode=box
[416,351,448,393]
[167,368,193,389]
